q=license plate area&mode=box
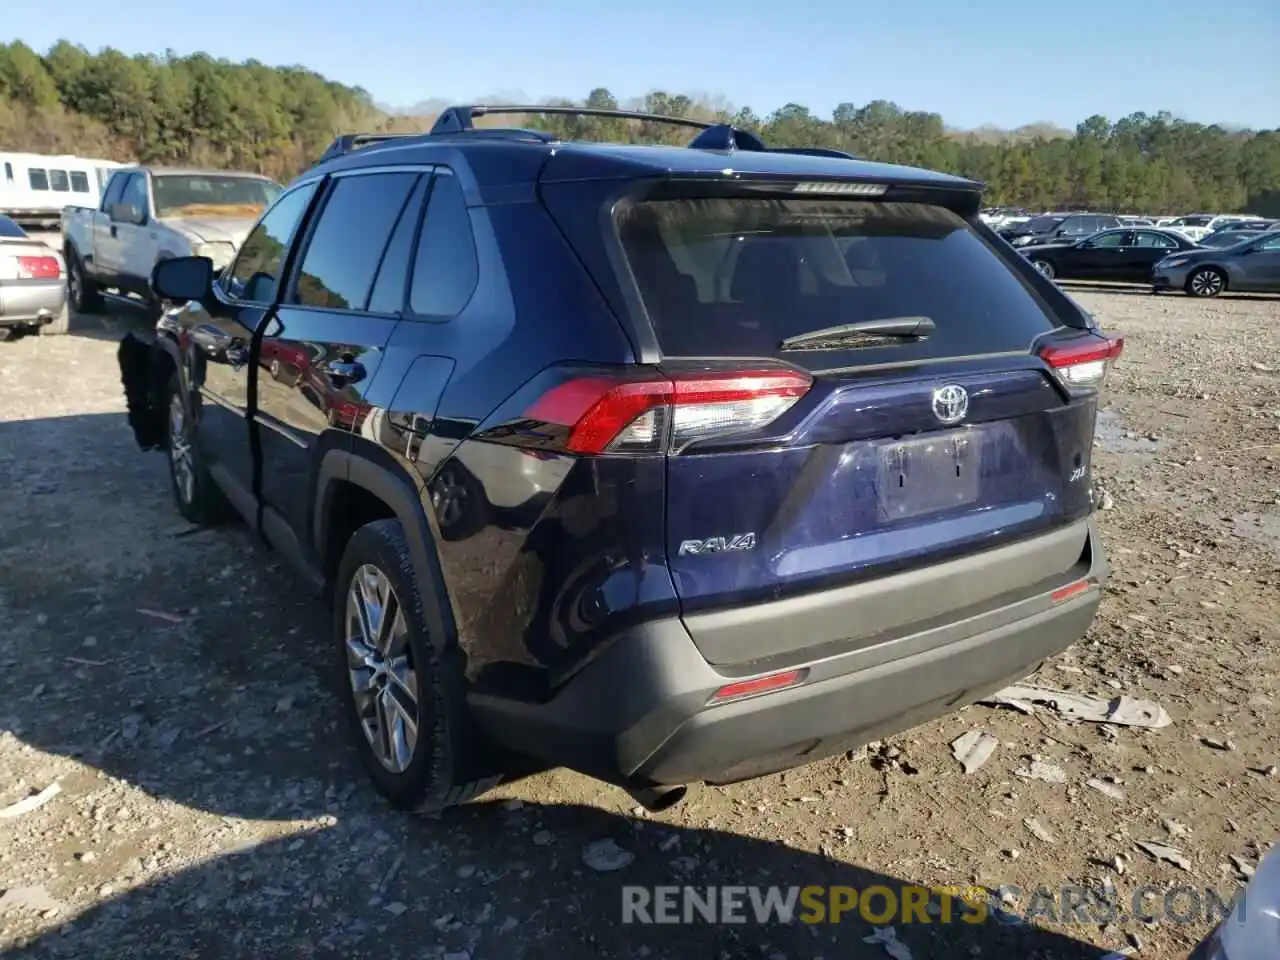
[876,433,978,521]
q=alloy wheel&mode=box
[345,563,419,773]
[1190,270,1223,297]
[168,394,195,505]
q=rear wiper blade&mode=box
[779,317,935,351]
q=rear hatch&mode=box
[608,187,1119,625]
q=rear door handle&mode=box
[322,360,365,384]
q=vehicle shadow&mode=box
[0,412,1110,960]
[4,798,1111,960]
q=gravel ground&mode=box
[0,286,1277,960]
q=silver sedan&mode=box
[0,215,68,336]
[1153,232,1280,297]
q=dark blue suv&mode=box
[124,105,1120,813]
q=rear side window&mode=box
[49,170,70,192]
[69,171,90,193]
[292,171,421,311]
[367,175,430,314]
[408,172,478,320]
[617,197,1059,361]
[28,169,48,191]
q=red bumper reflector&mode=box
[1050,578,1094,605]
[709,669,808,705]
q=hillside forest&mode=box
[1,41,1278,216]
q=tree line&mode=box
[2,41,1277,216]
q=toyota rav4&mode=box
[120,105,1119,814]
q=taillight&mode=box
[16,255,61,280]
[525,367,813,455]
[1039,334,1124,393]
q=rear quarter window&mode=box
[617,197,1060,362]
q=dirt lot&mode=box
[1,287,1277,960]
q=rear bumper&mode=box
[0,280,66,327]
[471,519,1107,787]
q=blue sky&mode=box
[9,0,1280,130]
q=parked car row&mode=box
[1016,224,1280,296]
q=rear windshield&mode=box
[617,197,1059,361]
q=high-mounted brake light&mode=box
[790,181,887,196]
[1039,334,1124,391]
[526,368,813,455]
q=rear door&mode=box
[258,167,429,546]
[1131,230,1182,281]
[615,193,1104,613]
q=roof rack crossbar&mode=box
[430,104,715,136]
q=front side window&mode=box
[100,173,127,210]
[293,172,421,311]
[28,169,48,191]
[119,174,148,215]
[225,182,319,304]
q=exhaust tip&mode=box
[626,784,688,813]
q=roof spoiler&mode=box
[321,104,861,163]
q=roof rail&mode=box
[322,106,862,166]
[429,104,716,136]
[318,133,420,164]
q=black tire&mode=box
[165,373,228,524]
[334,518,501,813]
[1030,258,1056,280]
[66,249,103,314]
[1186,266,1226,298]
[38,303,70,336]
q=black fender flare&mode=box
[313,445,459,655]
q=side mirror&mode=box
[151,256,213,303]
[109,202,143,225]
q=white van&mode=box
[0,153,126,224]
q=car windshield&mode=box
[0,215,25,238]
[151,174,283,219]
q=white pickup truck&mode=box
[61,165,281,315]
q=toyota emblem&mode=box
[931,384,969,425]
